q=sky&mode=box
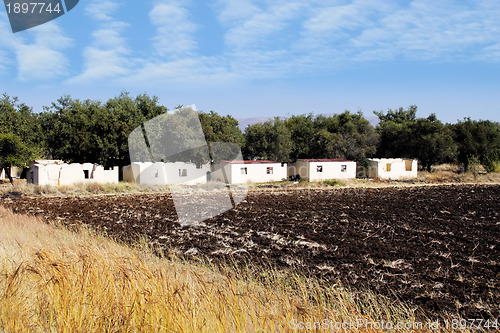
[0,0,499,124]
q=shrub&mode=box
[322,179,344,187]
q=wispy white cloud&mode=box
[0,17,12,72]
[298,0,500,64]
[4,0,498,87]
[221,1,306,50]
[129,0,500,83]
[0,49,7,70]
[215,0,500,78]
[214,0,259,23]
[85,0,120,21]
[351,0,500,62]
[0,20,72,80]
[209,0,310,79]
[481,43,500,62]
[302,0,388,35]
[125,56,235,86]
[127,0,234,85]
[149,1,197,57]
[67,0,132,84]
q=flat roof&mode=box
[221,160,282,164]
[369,158,415,161]
[296,159,353,162]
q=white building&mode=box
[366,158,418,180]
[27,160,119,186]
[211,160,287,184]
[288,159,357,181]
[123,162,210,186]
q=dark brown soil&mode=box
[2,184,499,320]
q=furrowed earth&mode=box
[2,184,499,320]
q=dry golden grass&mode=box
[418,170,500,184]
[0,181,146,197]
[0,207,467,332]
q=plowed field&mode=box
[2,184,499,319]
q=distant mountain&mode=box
[236,115,379,132]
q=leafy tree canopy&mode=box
[42,93,168,168]
[244,118,292,162]
[450,118,500,171]
[0,133,30,183]
[375,106,457,170]
[0,93,43,146]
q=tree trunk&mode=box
[3,166,14,185]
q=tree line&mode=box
[1,92,499,182]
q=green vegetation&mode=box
[0,133,30,184]
[0,94,43,182]
[1,93,500,174]
[374,106,456,171]
[322,179,345,187]
[243,111,378,162]
[450,118,500,171]
[243,117,292,162]
[41,93,167,168]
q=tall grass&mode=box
[0,207,454,332]
[0,181,145,196]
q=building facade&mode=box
[27,160,119,186]
[123,162,210,186]
[366,158,418,180]
[288,159,357,181]
[211,160,287,184]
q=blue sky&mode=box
[1,0,499,123]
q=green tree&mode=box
[244,111,377,162]
[0,94,44,179]
[128,106,210,165]
[411,116,457,171]
[199,111,244,146]
[313,111,379,161]
[284,114,315,160]
[42,97,107,165]
[199,111,245,162]
[310,129,343,159]
[0,94,42,147]
[244,118,292,162]
[0,133,29,184]
[42,93,168,168]
[375,106,456,171]
[105,93,167,166]
[450,118,500,171]
[374,106,417,158]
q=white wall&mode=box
[367,159,418,180]
[211,162,287,184]
[308,161,356,181]
[288,161,357,181]
[163,162,210,185]
[91,165,119,184]
[123,164,141,184]
[59,164,85,186]
[28,163,119,186]
[28,164,62,186]
[135,162,167,187]
[124,162,210,186]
